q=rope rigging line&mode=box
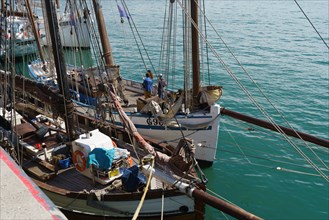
[172,5,178,90]
[184,0,192,107]
[201,0,211,86]
[166,1,178,89]
[161,185,164,220]
[293,0,329,50]
[158,0,169,79]
[220,120,329,177]
[159,0,177,90]
[176,0,329,182]
[66,0,87,67]
[111,0,131,67]
[10,30,24,166]
[190,0,329,167]
[18,75,25,166]
[77,0,115,115]
[79,0,106,71]
[190,0,329,173]
[219,146,328,175]
[222,117,329,165]
[191,1,328,171]
[222,122,253,165]
[121,0,157,74]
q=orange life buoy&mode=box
[72,150,86,172]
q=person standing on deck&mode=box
[142,72,153,99]
[158,74,167,99]
[157,74,167,99]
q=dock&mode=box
[0,147,67,220]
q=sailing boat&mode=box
[0,5,41,59]
[0,0,90,58]
[0,78,204,219]
[39,0,91,48]
[28,0,223,166]
[0,0,261,219]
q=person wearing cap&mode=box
[142,72,153,99]
[157,74,167,99]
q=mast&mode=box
[25,0,46,66]
[191,0,200,107]
[92,0,113,66]
[91,0,128,104]
[43,0,76,141]
[56,0,60,9]
[1,0,4,14]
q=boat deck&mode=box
[32,159,166,193]
[47,167,106,191]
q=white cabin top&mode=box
[73,129,114,152]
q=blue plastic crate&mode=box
[59,157,71,169]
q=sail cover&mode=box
[199,86,223,106]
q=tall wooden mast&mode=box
[43,0,76,141]
[1,0,4,14]
[56,0,60,9]
[191,0,200,107]
[25,0,46,66]
[91,0,128,104]
[92,0,113,67]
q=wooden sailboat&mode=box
[28,0,223,166]
[0,2,40,59]
[0,0,90,58]
[0,0,261,219]
[39,0,91,48]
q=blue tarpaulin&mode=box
[121,165,146,192]
[87,148,115,171]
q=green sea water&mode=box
[10,0,329,219]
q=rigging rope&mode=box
[293,0,329,50]
[176,0,329,182]
[121,0,157,74]
[202,0,211,86]
[66,0,87,66]
[111,0,129,65]
[161,183,164,220]
[80,0,106,71]
[158,0,169,78]
[222,116,328,175]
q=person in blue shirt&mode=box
[142,72,153,99]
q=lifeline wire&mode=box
[293,0,329,49]
[177,0,329,181]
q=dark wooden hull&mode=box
[31,174,203,220]
[60,208,198,220]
